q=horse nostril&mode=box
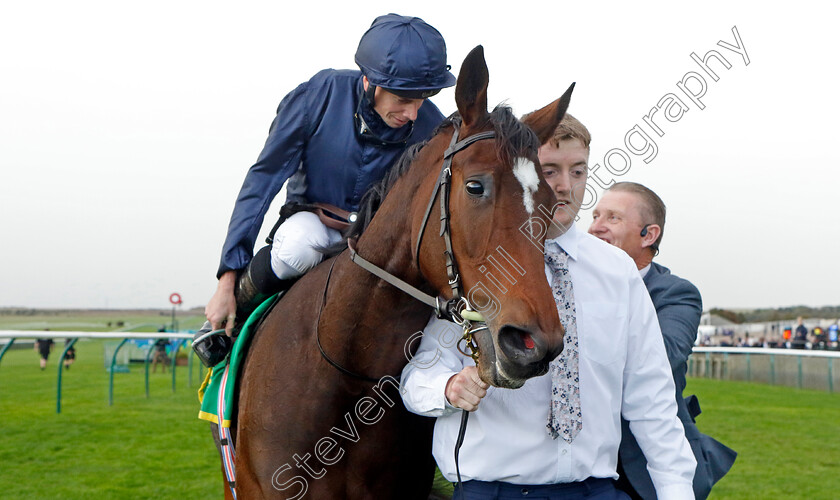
[522,332,535,349]
[498,325,543,361]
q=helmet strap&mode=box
[354,84,414,148]
[364,82,377,105]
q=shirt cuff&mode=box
[402,369,459,418]
[437,372,460,417]
[654,482,694,500]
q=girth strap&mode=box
[218,364,238,500]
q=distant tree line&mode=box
[710,305,840,324]
[0,308,66,316]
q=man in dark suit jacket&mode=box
[589,182,736,499]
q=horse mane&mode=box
[322,105,539,257]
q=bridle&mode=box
[347,122,495,357]
[316,122,496,382]
[335,122,496,498]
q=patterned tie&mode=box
[544,240,582,442]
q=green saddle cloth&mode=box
[198,294,277,428]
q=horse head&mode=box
[414,46,574,388]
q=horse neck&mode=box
[318,168,437,378]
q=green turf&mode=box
[2,330,837,499]
[685,377,840,499]
[0,339,219,499]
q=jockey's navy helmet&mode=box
[355,14,456,99]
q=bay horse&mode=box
[224,46,574,499]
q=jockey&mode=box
[194,14,456,367]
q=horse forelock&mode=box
[489,105,541,166]
[488,105,542,215]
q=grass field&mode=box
[2,312,838,499]
[0,339,219,498]
[684,377,840,499]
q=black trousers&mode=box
[454,477,632,500]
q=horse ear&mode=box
[522,82,576,145]
[455,45,490,128]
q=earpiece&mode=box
[640,225,649,237]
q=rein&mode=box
[316,124,494,382]
[346,124,493,360]
[343,123,494,498]
[315,256,383,383]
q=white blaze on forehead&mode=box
[512,156,540,214]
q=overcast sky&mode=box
[1,1,837,311]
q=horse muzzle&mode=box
[474,324,563,388]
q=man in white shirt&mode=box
[400,115,696,499]
[588,182,736,499]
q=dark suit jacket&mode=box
[617,262,736,499]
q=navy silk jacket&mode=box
[217,69,446,277]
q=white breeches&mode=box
[269,211,343,280]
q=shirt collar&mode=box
[546,222,580,261]
[639,263,651,278]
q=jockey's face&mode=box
[538,138,589,233]
[363,76,425,129]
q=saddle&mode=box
[267,202,356,244]
[198,293,281,426]
[199,202,351,423]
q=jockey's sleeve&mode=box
[217,80,313,278]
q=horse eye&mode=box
[465,181,484,196]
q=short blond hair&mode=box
[546,113,591,150]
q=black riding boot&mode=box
[193,247,294,367]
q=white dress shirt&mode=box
[400,224,696,499]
